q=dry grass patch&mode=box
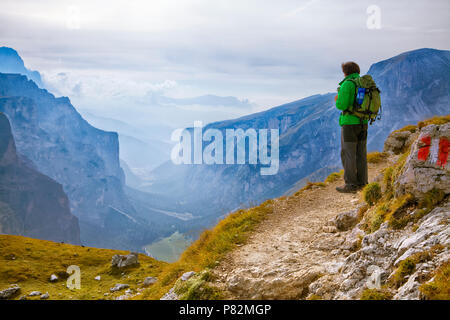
[0,235,166,300]
[367,152,389,164]
[420,261,450,300]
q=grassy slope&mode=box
[0,199,274,300]
[0,235,166,300]
[0,115,448,300]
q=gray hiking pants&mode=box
[341,124,368,187]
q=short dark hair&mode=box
[341,62,360,76]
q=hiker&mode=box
[334,62,369,193]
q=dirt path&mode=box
[214,161,390,299]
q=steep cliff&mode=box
[0,73,139,249]
[0,112,80,244]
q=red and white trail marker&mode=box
[417,135,449,168]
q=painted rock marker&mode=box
[417,135,449,168]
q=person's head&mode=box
[341,62,360,77]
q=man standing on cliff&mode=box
[335,62,368,193]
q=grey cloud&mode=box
[0,0,449,108]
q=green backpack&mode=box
[347,75,382,124]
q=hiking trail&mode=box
[213,160,392,299]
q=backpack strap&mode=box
[343,78,359,113]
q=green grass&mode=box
[360,288,392,300]
[362,183,382,206]
[389,247,444,289]
[172,270,223,300]
[324,170,344,183]
[391,258,416,288]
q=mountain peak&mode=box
[0,46,22,60]
[368,47,450,74]
[0,46,43,88]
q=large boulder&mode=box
[384,130,417,155]
[0,284,20,299]
[110,284,129,292]
[111,252,139,268]
[142,277,157,287]
[180,271,196,281]
[333,209,359,232]
[396,123,450,199]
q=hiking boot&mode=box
[336,184,358,193]
[356,184,367,191]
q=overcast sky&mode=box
[1,0,449,116]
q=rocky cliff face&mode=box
[0,112,80,244]
[0,73,138,248]
[306,121,449,300]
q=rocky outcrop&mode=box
[396,123,450,198]
[384,130,418,155]
[180,271,196,281]
[40,292,49,300]
[111,252,139,268]
[227,267,322,299]
[0,112,81,244]
[309,200,449,300]
[110,284,130,292]
[306,123,450,300]
[0,284,20,299]
[332,209,359,232]
[142,277,157,287]
[160,270,197,300]
[160,287,178,300]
